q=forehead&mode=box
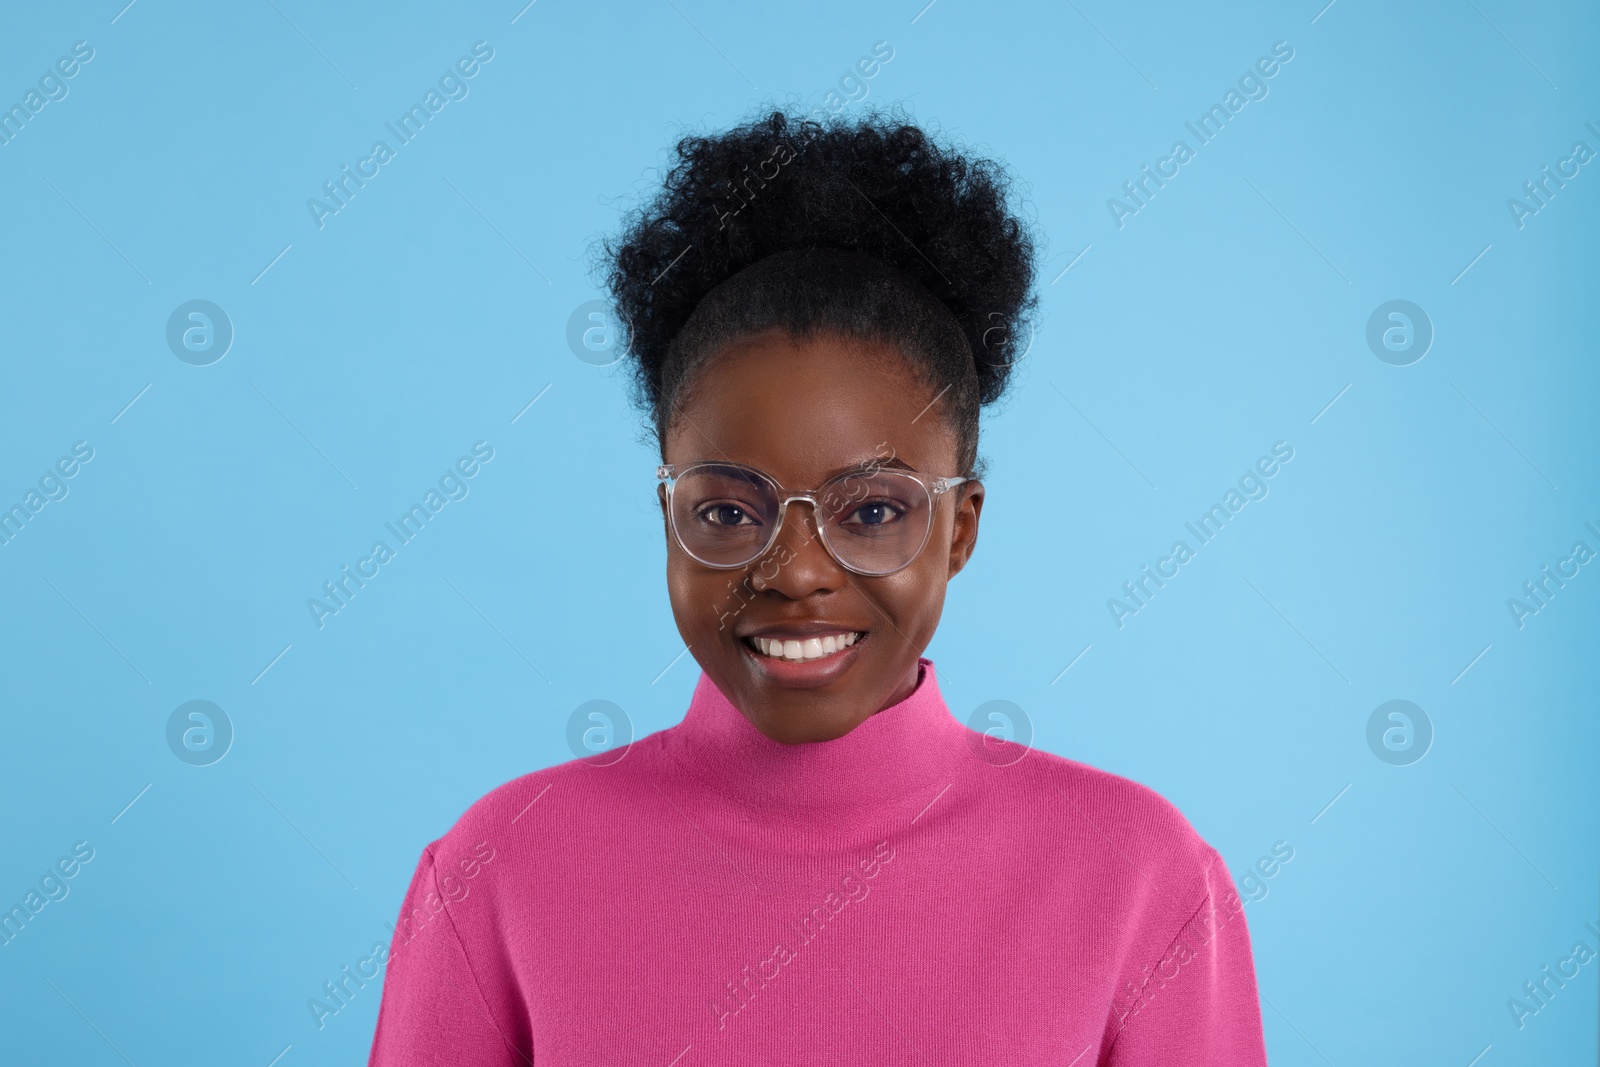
[663,330,957,483]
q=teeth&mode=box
[751,632,860,661]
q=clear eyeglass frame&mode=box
[655,460,973,577]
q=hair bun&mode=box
[599,104,1039,410]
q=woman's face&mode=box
[661,329,984,744]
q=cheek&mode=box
[902,516,959,627]
[870,565,946,642]
[919,500,962,573]
[665,556,707,625]
[666,553,744,640]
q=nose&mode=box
[749,496,847,597]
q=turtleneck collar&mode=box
[660,657,972,823]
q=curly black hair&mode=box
[597,103,1039,476]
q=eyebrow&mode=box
[813,454,919,485]
[846,454,914,475]
[686,454,918,480]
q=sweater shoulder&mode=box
[425,730,668,855]
[1017,748,1223,902]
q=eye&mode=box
[841,499,907,526]
[697,501,762,527]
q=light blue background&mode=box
[1,0,1596,1063]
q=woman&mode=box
[369,106,1268,1065]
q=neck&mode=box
[661,658,971,828]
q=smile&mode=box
[744,632,862,661]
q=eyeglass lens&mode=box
[668,464,934,574]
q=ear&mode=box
[946,481,984,578]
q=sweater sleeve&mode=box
[368,843,527,1067]
[1104,847,1268,1066]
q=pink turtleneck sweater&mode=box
[368,659,1267,1065]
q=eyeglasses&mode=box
[656,459,971,577]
